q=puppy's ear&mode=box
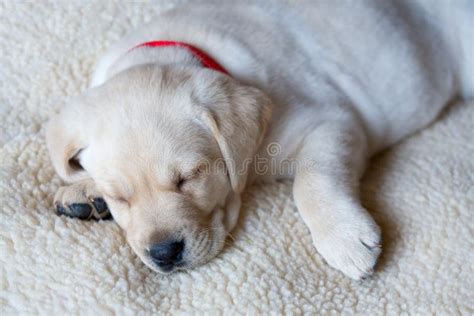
[46,98,90,183]
[197,75,273,193]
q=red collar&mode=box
[131,40,230,75]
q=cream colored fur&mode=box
[45,1,473,280]
[2,2,474,314]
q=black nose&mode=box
[149,239,184,270]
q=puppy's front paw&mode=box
[315,216,381,280]
[54,180,112,221]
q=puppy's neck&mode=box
[106,45,209,80]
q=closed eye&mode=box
[176,164,206,190]
[176,177,186,190]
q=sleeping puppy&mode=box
[46,1,473,279]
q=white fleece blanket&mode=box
[1,1,473,314]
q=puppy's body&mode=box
[48,1,473,279]
[92,1,471,155]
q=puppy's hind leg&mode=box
[293,121,381,280]
[54,179,112,221]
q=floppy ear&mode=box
[198,76,273,193]
[46,98,90,183]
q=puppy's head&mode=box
[47,65,272,273]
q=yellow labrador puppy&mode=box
[47,1,473,279]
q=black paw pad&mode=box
[68,203,93,220]
[91,197,113,220]
[92,197,107,213]
[100,212,113,220]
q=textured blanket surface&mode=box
[1,1,473,314]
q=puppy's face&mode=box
[47,65,271,273]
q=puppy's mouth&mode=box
[139,225,227,274]
[128,207,229,274]
[153,260,188,274]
